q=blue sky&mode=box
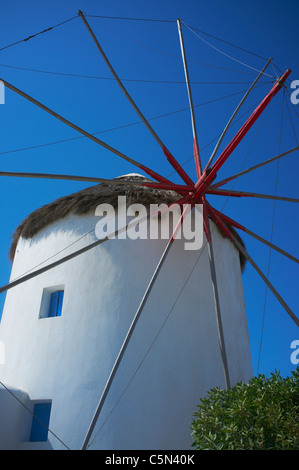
[0,0,298,379]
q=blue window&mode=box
[30,402,52,442]
[48,291,64,317]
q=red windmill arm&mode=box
[192,69,291,199]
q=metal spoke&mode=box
[193,69,291,199]
[206,188,299,203]
[78,11,194,187]
[1,78,182,191]
[81,204,190,450]
[208,205,299,327]
[0,170,192,192]
[212,146,299,188]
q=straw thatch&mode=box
[9,174,246,270]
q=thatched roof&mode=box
[9,174,246,270]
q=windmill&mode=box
[0,11,297,450]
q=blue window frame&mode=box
[30,402,52,442]
[48,291,64,317]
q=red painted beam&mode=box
[198,195,210,242]
[162,147,195,187]
[192,69,291,200]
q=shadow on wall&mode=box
[0,385,53,450]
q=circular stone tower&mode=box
[0,175,252,450]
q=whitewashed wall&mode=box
[0,209,252,450]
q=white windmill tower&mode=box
[0,173,252,450]
[0,12,297,451]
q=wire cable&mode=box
[0,62,266,84]
[181,21,275,79]
[87,19,263,77]
[0,380,71,449]
[0,82,271,157]
[0,15,78,53]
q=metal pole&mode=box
[1,78,179,190]
[78,11,194,187]
[81,206,189,450]
[240,227,299,264]
[205,57,273,170]
[0,223,131,295]
[78,10,164,149]
[212,146,299,188]
[177,18,202,178]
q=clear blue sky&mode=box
[0,0,298,379]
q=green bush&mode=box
[191,367,299,450]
